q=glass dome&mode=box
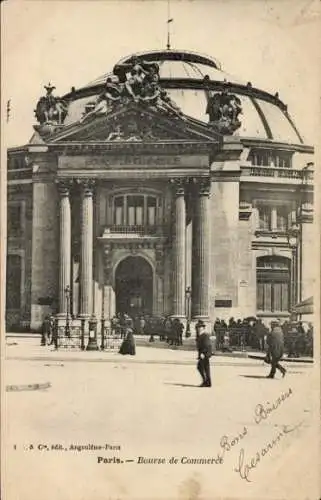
[64,49,304,144]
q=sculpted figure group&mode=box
[81,56,184,122]
[35,83,69,126]
[205,79,242,135]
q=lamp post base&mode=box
[86,338,99,351]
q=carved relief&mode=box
[103,244,113,285]
[155,244,164,275]
[170,178,186,197]
[77,179,96,197]
[56,179,73,197]
[191,177,211,197]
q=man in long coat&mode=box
[196,322,213,387]
[266,320,286,378]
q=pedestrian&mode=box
[177,319,184,345]
[195,319,205,340]
[41,315,50,346]
[170,318,179,346]
[196,321,213,387]
[265,320,286,379]
[119,328,136,355]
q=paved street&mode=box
[3,341,319,500]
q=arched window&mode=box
[256,256,290,312]
[6,255,21,310]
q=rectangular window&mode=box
[273,282,282,311]
[276,207,288,231]
[257,282,264,310]
[114,197,124,225]
[258,205,271,230]
[136,206,143,225]
[257,281,289,312]
[264,282,272,311]
[281,282,289,311]
[147,197,157,226]
[127,196,144,226]
[8,205,21,236]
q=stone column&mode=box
[192,179,210,320]
[79,180,95,317]
[172,180,186,318]
[57,181,71,315]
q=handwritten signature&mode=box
[215,387,303,483]
[254,387,293,424]
[235,422,303,482]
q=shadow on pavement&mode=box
[240,375,269,379]
[164,382,201,388]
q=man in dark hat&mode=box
[196,321,213,387]
[265,320,286,378]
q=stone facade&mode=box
[6,50,315,332]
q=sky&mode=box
[1,0,320,147]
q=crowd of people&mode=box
[41,311,313,359]
[110,313,185,346]
[213,316,313,357]
[110,313,313,358]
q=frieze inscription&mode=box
[59,155,208,170]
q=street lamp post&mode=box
[64,285,71,338]
[101,284,105,350]
[87,315,99,351]
[287,224,299,312]
[185,286,192,338]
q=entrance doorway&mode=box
[115,256,153,317]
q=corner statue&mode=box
[34,83,69,126]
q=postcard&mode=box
[1,1,320,499]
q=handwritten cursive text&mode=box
[235,422,302,482]
[254,388,293,424]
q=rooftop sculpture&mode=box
[80,56,184,122]
[205,85,242,135]
[34,83,69,129]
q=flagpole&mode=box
[166,0,173,50]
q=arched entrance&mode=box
[115,256,153,317]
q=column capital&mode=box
[191,177,211,197]
[78,178,96,197]
[56,179,73,197]
[170,178,186,197]
[198,178,211,197]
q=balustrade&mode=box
[105,224,166,235]
[241,166,313,181]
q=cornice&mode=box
[240,138,314,154]
[48,141,215,156]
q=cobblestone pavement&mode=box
[3,340,319,500]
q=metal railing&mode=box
[105,225,166,236]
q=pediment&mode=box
[47,103,220,144]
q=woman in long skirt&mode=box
[119,328,136,355]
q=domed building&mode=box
[6,49,314,341]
